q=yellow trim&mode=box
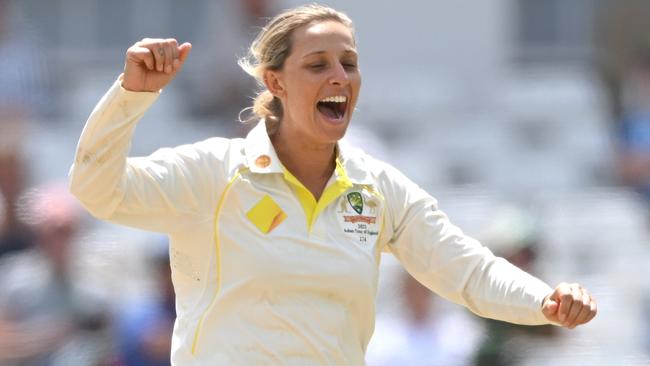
[282,158,353,232]
[313,159,353,228]
[375,202,387,262]
[282,168,317,229]
[191,169,241,355]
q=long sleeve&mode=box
[378,163,553,325]
[68,77,228,234]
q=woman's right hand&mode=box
[122,38,192,92]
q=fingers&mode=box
[570,289,597,328]
[172,44,180,69]
[134,38,187,74]
[163,39,178,74]
[554,283,573,323]
[126,44,155,70]
[564,285,584,328]
[549,282,597,329]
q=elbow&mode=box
[67,163,120,220]
[68,163,83,199]
[68,162,91,203]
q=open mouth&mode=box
[317,95,348,121]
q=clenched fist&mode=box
[122,38,192,92]
[542,282,597,329]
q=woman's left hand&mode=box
[541,282,597,328]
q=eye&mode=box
[308,63,325,70]
[343,62,358,70]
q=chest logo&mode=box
[347,192,364,214]
[339,190,381,245]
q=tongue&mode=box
[317,102,341,119]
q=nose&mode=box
[329,62,350,86]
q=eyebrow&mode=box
[302,49,358,59]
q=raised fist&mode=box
[122,38,192,92]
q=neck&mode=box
[271,124,337,199]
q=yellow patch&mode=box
[246,195,287,233]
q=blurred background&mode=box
[1,0,649,365]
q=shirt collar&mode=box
[244,119,284,174]
[336,138,375,186]
[243,120,375,186]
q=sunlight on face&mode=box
[272,20,361,147]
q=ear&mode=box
[263,69,286,98]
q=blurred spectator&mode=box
[594,0,650,207]
[0,123,34,258]
[473,204,557,366]
[595,0,650,118]
[365,272,482,366]
[612,53,650,204]
[184,0,277,126]
[114,243,175,366]
[0,183,111,365]
[0,0,53,119]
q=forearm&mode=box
[69,75,160,219]
[461,253,553,325]
[386,188,553,325]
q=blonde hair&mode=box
[238,4,354,128]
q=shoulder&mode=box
[146,136,245,167]
[342,143,439,223]
[343,144,423,195]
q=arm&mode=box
[69,39,219,233]
[379,163,596,327]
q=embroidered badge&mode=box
[339,190,381,245]
[347,192,364,214]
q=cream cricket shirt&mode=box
[69,78,553,365]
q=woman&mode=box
[69,4,596,365]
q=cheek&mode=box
[353,73,362,92]
[350,73,362,96]
[289,85,318,111]
[285,92,315,120]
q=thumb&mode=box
[542,297,559,318]
[178,42,192,63]
[542,299,560,316]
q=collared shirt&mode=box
[69,78,553,366]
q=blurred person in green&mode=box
[473,205,558,366]
[0,183,111,365]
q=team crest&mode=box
[347,192,364,214]
[338,189,381,246]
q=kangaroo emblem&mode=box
[338,198,350,213]
[365,198,378,215]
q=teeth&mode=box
[320,96,347,103]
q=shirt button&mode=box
[255,155,271,168]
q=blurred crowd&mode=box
[1,0,650,365]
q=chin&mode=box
[320,119,350,143]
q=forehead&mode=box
[290,20,356,56]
